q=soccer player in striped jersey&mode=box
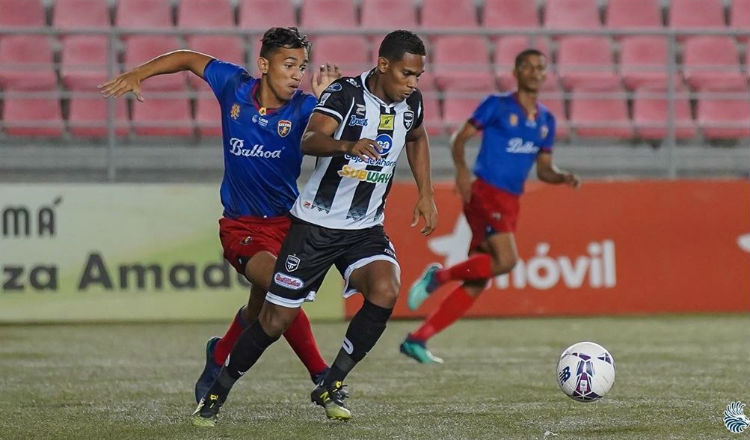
[100,27,339,403]
[193,30,437,423]
[400,49,581,364]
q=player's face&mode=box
[379,52,425,103]
[260,47,309,101]
[514,54,547,93]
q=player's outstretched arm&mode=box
[98,50,212,102]
[301,113,382,161]
[536,152,581,188]
[450,121,479,203]
[406,124,438,236]
[310,63,341,99]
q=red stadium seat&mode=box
[361,0,418,29]
[61,36,110,90]
[311,36,370,77]
[116,0,173,31]
[432,36,494,91]
[493,36,551,91]
[620,36,673,90]
[421,0,477,30]
[416,71,437,91]
[570,88,633,138]
[68,96,129,137]
[697,87,750,139]
[482,0,539,31]
[557,37,619,90]
[669,0,725,40]
[239,0,296,29]
[421,91,443,136]
[442,93,483,132]
[132,96,193,136]
[0,0,45,28]
[606,0,661,32]
[195,83,221,137]
[632,87,696,139]
[544,0,601,34]
[730,0,750,43]
[125,36,187,91]
[54,0,110,30]
[178,0,234,29]
[0,36,57,91]
[540,87,569,139]
[3,96,64,136]
[185,35,245,88]
[300,0,357,30]
[682,36,746,91]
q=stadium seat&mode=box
[116,0,173,31]
[569,88,633,138]
[131,96,193,136]
[697,87,750,139]
[682,36,746,91]
[195,83,221,137]
[421,0,477,30]
[606,0,661,32]
[68,96,129,137]
[3,96,64,136]
[539,88,569,140]
[442,93,483,132]
[239,0,296,29]
[125,36,187,91]
[178,0,234,29]
[300,0,357,30]
[53,0,111,30]
[557,37,619,90]
[482,0,539,32]
[669,0,725,39]
[416,71,437,91]
[620,36,675,90]
[0,0,45,28]
[544,0,601,34]
[493,36,551,91]
[61,36,110,90]
[185,35,245,88]
[632,87,696,139]
[421,92,443,136]
[432,36,495,91]
[361,0,418,29]
[730,0,750,43]
[0,35,57,91]
[311,35,370,77]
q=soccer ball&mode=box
[556,341,615,402]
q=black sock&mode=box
[225,320,280,379]
[323,300,393,386]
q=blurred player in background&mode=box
[400,49,581,364]
[100,27,340,399]
[192,30,437,425]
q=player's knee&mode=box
[492,256,517,276]
[259,307,293,338]
[367,279,400,308]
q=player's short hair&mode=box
[514,49,546,69]
[378,30,426,61]
[260,27,311,58]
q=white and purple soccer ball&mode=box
[556,341,615,402]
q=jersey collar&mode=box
[511,92,540,120]
[361,69,397,108]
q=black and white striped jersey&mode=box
[290,70,424,230]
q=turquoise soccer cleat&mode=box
[399,339,444,364]
[407,263,443,311]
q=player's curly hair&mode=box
[260,27,311,58]
[378,30,426,61]
[514,49,546,69]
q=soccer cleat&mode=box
[399,339,444,364]
[310,381,351,420]
[407,263,443,311]
[191,392,224,427]
[194,336,222,403]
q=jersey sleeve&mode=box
[468,95,498,130]
[409,90,424,131]
[299,93,318,120]
[312,79,353,124]
[202,59,247,97]
[540,113,556,151]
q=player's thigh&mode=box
[244,251,276,291]
[349,260,400,308]
[244,283,267,321]
[485,232,519,271]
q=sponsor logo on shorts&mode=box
[383,247,396,258]
[337,165,392,183]
[273,272,303,290]
[285,254,300,272]
[241,236,252,245]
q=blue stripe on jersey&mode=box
[203,59,317,218]
[470,92,556,195]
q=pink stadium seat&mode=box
[416,71,437,91]
[493,36,551,91]
[730,0,750,43]
[61,36,110,90]
[632,87,696,139]
[0,0,45,28]
[432,36,494,91]
[482,0,539,30]
[116,0,173,31]
[125,36,187,91]
[606,0,661,32]
[697,87,750,138]
[311,36,370,77]
[3,97,64,136]
[620,36,673,90]
[0,36,57,91]
[54,0,110,30]
[68,97,129,137]
[178,0,234,29]
[361,0,418,28]
[300,0,357,30]
[195,83,221,137]
[442,93,483,132]
[421,92,443,136]
[544,0,601,34]
[570,88,633,138]
[421,0,477,29]
[682,36,746,91]
[185,35,244,88]
[239,0,296,29]
[132,97,193,136]
[557,37,619,90]
[539,85,569,139]
[669,0,725,39]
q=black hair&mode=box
[514,49,546,69]
[378,30,426,61]
[260,27,311,58]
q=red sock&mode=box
[283,308,328,378]
[409,286,477,342]
[213,307,247,365]
[435,253,493,284]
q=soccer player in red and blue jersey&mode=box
[100,27,339,397]
[400,49,581,363]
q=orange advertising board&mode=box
[344,180,750,318]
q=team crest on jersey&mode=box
[509,113,518,126]
[541,125,549,139]
[403,110,414,130]
[277,120,292,137]
[379,114,394,130]
[285,254,300,272]
[230,103,240,120]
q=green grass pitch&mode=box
[1,314,747,439]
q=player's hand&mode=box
[411,194,438,236]
[564,173,582,189]
[311,63,341,99]
[98,70,144,102]
[455,166,473,203]
[348,138,381,161]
